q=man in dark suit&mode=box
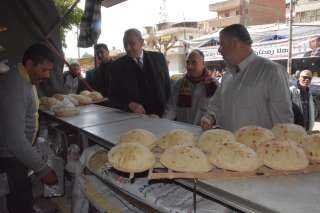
[86,43,112,96]
[108,28,171,117]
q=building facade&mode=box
[209,0,286,29]
[294,0,320,23]
[144,22,207,74]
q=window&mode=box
[316,9,320,20]
[236,10,240,15]
[225,11,230,17]
[305,11,311,22]
[311,10,316,21]
[300,12,306,22]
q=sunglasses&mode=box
[301,76,312,80]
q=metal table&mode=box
[40,105,140,129]
[178,171,320,213]
[41,107,320,212]
[82,117,202,148]
[76,105,118,114]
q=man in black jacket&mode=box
[86,43,112,96]
[108,28,171,117]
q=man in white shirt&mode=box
[201,24,293,132]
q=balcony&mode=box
[209,0,242,12]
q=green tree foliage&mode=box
[53,0,83,47]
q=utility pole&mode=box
[76,25,80,59]
[287,0,294,75]
[159,0,168,23]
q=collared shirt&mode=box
[133,50,144,68]
[137,50,144,65]
[207,52,293,132]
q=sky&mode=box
[64,0,218,58]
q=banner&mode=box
[78,57,95,71]
[199,34,319,61]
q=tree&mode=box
[53,0,83,47]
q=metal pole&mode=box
[193,178,197,213]
[287,0,294,75]
[77,26,81,59]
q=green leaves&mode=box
[53,0,83,47]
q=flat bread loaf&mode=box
[39,97,60,109]
[156,129,196,149]
[303,134,320,162]
[119,129,157,148]
[198,129,235,153]
[108,143,155,173]
[160,145,212,172]
[235,126,275,150]
[80,90,91,96]
[272,123,307,146]
[88,150,109,172]
[54,107,80,117]
[69,94,92,105]
[88,91,104,101]
[257,139,309,171]
[53,94,65,101]
[208,142,262,172]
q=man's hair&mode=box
[123,28,143,45]
[94,43,108,53]
[22,43,55,66]
[189,49,205,60]
[220,24,252,45]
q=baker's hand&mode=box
[41,169,58,186]
[201,116,215,130]
[129,102,146,114]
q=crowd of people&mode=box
[0,24,319,213]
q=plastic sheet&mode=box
[43,157,65,198]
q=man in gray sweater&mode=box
[0,43,58,213]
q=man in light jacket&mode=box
[0,43,58,213]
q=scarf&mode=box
[177,69,217,108]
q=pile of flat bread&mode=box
[39,90,104,117]
[106,123,320,174]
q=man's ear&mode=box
[24,59,34,69]
[230,38,238,48]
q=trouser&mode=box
[0,157,33,213]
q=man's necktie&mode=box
[136,57,143,70]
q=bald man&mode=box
[201,24,293,132]
[290,70,317,130]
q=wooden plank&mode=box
[148,163,320,180]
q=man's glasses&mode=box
[301,76,312,80]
